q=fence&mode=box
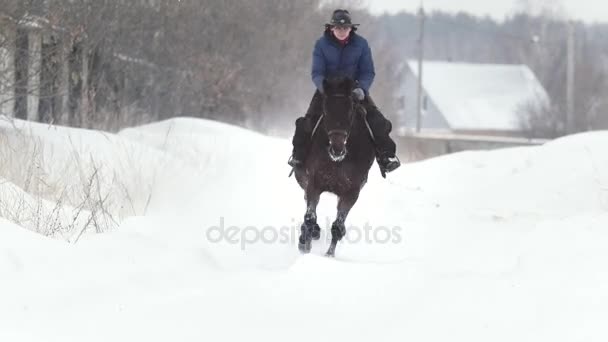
[396,130,550,162]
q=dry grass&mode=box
[0,116,155,242]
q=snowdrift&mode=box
[0,116,607,341]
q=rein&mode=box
[313,93,357,139]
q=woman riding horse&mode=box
[293,76,377,257]
[288,9,401,174]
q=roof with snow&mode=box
[407,60,549,131]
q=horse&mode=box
[293,76,376,257]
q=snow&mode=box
[407,60,550,131]
[1,116,608,341]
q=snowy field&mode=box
[1,116,607,341]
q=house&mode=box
[399,60,550,137]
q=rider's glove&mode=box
[352,88,365,101]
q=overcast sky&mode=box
[365,0,608,23]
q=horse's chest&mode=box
[315,165,361,194]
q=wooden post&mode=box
[80,41,89,128]
[416,6,426,133]
[58,34,70,125]
[39,31,54,122]
[0,19,16,117]
[14,27,28,119]
[566,20,575,134]
[27,29,41,122]
[68,36,83,126]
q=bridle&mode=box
[320,93,357,141]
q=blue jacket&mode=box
[311,30,376,95]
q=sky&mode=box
[365,0,608,23]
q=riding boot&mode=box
[288,91,324,167]
[363,97,401,174]
[289,117,311,167]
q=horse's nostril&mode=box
[330,147,344,155]
[328,145,348,162]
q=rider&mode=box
[288,9,401,174]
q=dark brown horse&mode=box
[293,76,376,257]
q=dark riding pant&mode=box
[291,90,397,160]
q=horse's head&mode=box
[321,76,357,162]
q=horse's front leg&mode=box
[326,190,360,257]
[298,187,321,253]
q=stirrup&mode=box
[288,155,303,168]
[378,154,401,174]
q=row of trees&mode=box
[1,1,607,138]
[372,7,608,138]
[0,0,329,132]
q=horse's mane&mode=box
[322,76,355,97]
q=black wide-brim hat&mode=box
[326,9,360,27]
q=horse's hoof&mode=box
[311,224,321,240]
[298,241,312,254]
[326,241,337,257]
[298,235,312,254]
